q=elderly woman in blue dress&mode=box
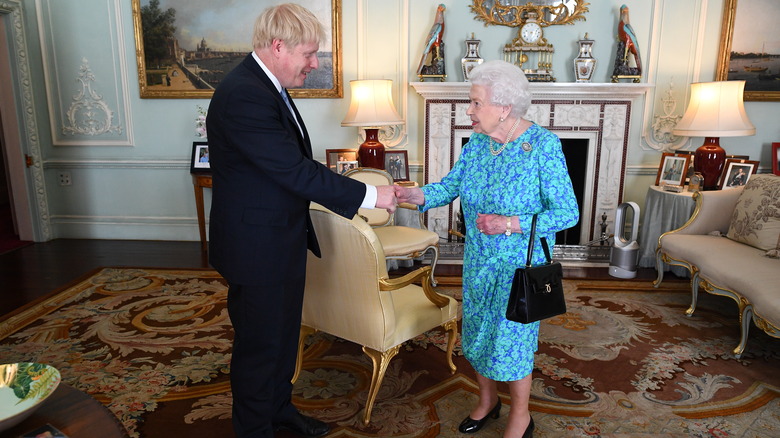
[396,60,578,437]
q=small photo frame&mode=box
[325,149,357,173]
[772,143,780,176]
[718,159,759,189]
[655,152,691,186]
[190,141,210,174]
[336,160,358,174]
[384,150,409,181]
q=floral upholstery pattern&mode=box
[726,174,780,252]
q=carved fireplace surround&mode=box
[411,82,653,261]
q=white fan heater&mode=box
[608,202,640,279]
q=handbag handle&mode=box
[524,213,553,268]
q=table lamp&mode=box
[672,81,755,190]
[341,79,403,169]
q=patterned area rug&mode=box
[0,268,778,437]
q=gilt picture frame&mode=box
[715,0,780,101]
[655,153,690,187]
[131,0,342,99]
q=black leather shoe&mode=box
[275,412,330,438]
[458,399,501,434]
[523,416,535,438]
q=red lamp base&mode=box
[357,128,386,169]
[693,137,725,190]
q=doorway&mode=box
[0,11,35,251]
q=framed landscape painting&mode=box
[131,0,342,98]
[716,0,780,101]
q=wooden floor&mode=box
[0,239,670,318]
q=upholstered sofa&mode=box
[654,174,780,357]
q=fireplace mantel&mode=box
[411,81,653,252]
[411,82,653,100]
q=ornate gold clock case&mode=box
[506,11,554,82]
[470,0,590,82]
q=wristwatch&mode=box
[505,216,512,236]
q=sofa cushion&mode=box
[731,260,780,327]
[726,174,780,251]
[660,234,765,289]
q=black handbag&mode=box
[506,214,566,323]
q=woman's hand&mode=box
[476,213,518,235]
[395,186,425,205]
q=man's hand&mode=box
[394,186,425,205]
[375,185,398,213]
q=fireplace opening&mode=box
[557,138,588,245]
[452,136,590,246]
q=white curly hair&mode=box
[468,60,531,118]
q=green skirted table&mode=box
[637,185,696,278]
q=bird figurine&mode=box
[617,4,641,73]
[417,4,446,79]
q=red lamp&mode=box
[672,81,755,190]
[341,80,403,169]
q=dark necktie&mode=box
[280,89,302,135]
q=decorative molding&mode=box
[641,0,708,152]
[37,0,134,146]
[647,81,685,151]
[354,0,408,149]
[62,58,123,136]
[44,159,188,170]
[49,215,203,241]
[0,0,51,241]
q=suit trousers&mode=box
[227,263,306,437]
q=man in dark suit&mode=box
[206,4,397,437]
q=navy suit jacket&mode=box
[206,54,365,285]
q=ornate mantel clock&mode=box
[505,11,555,82]
[470,0,590,82]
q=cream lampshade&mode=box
[341,79,403,169]
[673,81,755,190]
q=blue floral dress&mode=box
[420,123,579,382]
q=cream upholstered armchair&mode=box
[294,203,458,424]
[343,167,441,286]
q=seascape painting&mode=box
[718,0,780,100]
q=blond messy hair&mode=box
[253,3,325,50]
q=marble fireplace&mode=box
[411,82,652,261]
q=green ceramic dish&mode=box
[0,362,61,432]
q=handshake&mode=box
[375,185,425,213]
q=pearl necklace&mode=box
[489,118,521,156]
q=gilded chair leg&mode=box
[652,250,664,287]
[685,270,701,317]
[442,319,458,374]
[361,345,401,425]
[292,325,317,383]
[734,304,753,358]
[428,246,440,287]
